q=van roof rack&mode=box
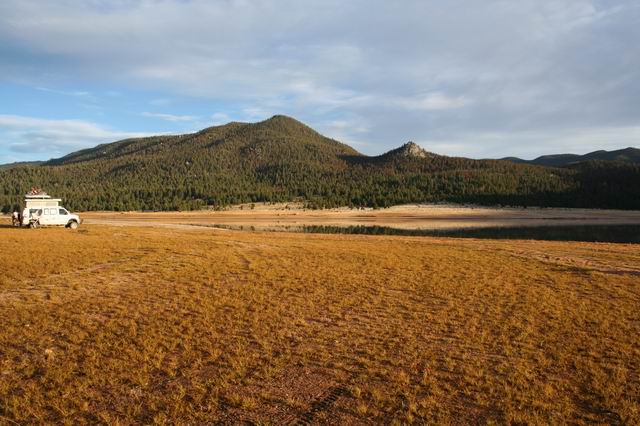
[25,188,51,199]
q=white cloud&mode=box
[141,112,199,122]
[0,114,150,157]
[149,98,172,106]
[323,120,370,135]
[317,117,372,149]
[210,113,231,125]
[35,87,91,97]
[393,93,472,111]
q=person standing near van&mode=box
[12,210,19,226]
[21,207,29,226]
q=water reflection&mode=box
[210,223,640,243]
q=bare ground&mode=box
[78,203,640,230]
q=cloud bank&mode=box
[0,0,639,159]
[141,112,199,122]
[0,114,150,158]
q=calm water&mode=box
[211,223,640,244]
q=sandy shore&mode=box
[77,203,640,230]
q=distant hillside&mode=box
[502,147,640,167]
[1,116,639,211]
[0,161,44,170]
[46,116,358,167]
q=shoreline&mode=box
[76,203,640,230]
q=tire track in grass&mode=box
[287,386,348,425]
[0,249,158,303]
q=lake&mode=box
[211,223,640,244]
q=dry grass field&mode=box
[1,223,639,424]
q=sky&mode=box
[0,0,639,163]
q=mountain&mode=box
[0,161,44,170]
[502,147,640,167]
[46,115,358,167]
[1,115,639,211]
[383,141,433,159]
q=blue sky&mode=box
[1,0,639,163]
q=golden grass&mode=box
[0,224,639,424]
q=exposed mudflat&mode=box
[78,203,640,231]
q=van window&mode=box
[59,208,68,215]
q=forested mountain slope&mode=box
[502,147,640,167]
[1,116,639,211]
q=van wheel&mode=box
[68,221,78,230]
[29,221,39,229]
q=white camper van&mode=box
[21,193,82,229]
